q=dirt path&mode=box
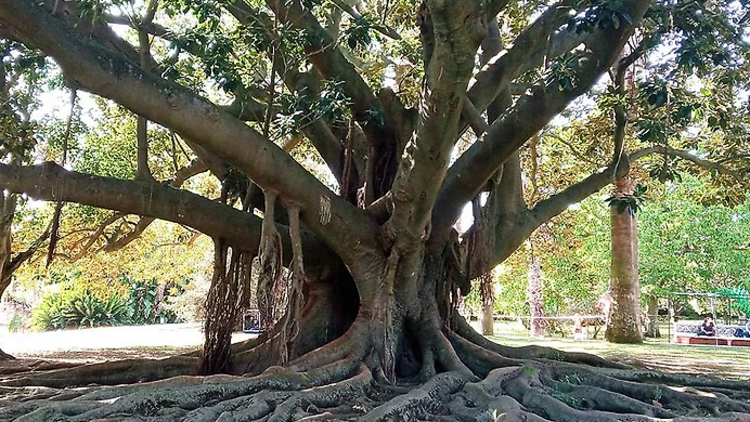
[0,323,255,363]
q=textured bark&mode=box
[201,240,252,375]
[528,246,546,338]
[645,295,661,338]
[606,176,643,343]
[6,2,745,421]
[0,187,17,361]
[479,273,495,336]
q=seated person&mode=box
[732,321,750,338]
[697,317,716,336]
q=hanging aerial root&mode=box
[280,204,307,365]
[201,238,245,375]
[258,189,283,329]
[371,248,399,381]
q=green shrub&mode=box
[31,286,129,330]
[67,291,129,328]
[8,314,26,332]
[31,276,187,331]
[120,276,184,325]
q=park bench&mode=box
[674,321,750,346]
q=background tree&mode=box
[2,0,750,421]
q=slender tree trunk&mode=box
[0,190,15,359]
[606,176,643,343]
[527,244,545,337]
[645,295,661,338]
[479,272,494,336]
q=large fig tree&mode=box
[2,0,750,421]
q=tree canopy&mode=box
[2,0,750,421]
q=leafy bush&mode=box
[120,276,184,325]
[31,276,188,331]
[8,314,26,332]
[68,292,129,328]
[31,286,130,330]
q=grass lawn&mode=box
[482,320,750,380]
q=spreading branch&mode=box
[432,0,652,246]
[0,163,337,277]
[0,0,384,276]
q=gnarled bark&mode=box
[6,1,749,421]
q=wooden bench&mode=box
[674,322,750,346]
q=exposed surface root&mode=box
[0,356,199,388]
[454,317,626,369]
[3,326,750,422]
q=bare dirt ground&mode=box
[0,323,255,363]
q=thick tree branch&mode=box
[328,0,401,40]
[466,0,582,124]
[261,0,398,150]
[106,13,270,124]
[477,143,746,276]
[433,0,652,246]
[385,1,485,246]
[0,0,384,274]
[101,158,209,253]
[222,5,363,186]
[630,146,750,187]
[0,163,336,277]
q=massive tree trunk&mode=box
[4,1,750,421]
[605,176,644,344]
